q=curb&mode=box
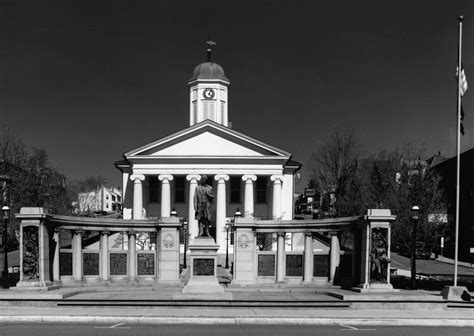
[0,316,472,327]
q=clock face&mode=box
[203,88,215,100]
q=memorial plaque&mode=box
[313,254,329,277]
[286,254,303,276]
[83,253,99,276]
[59,252,72,276]
[138,253,155,275]
[193,258,214,276]
[110,252,127,275]
[257,254,275,276]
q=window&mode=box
[149,176,160,203]
[256,176,267,203]
[112,195,116,202]
[174,176,185,203]
[230,176,241,203]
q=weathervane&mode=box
[206,40,216,62]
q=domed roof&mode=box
[188,62,230,84]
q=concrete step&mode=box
[56,300,350,308]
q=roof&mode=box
[123,119,292,159]
[188,62,230,84]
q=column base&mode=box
[352,282,397,293]
[13,280,60,291]
[441,285,471,301]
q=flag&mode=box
[456,66,468,135]
[458,66,468,96]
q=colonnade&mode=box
[52,229,146,283]
[129,173,285,249]
[274,232,340,283]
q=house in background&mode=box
[77,185,122,215]
[432,148,474,263]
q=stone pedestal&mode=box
[441,285,471,301]
[14,208,59,290]
[354,209,397,293]
[174,237,232,299]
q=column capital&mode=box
[276,232,286,237]
[127,231,137,237]
[330,231,338,237]
[101,231,110,236]
[304,232,313,237]
[270,174,284,183]
[242,174,257,182]
[130,174,145,182]
[74,230,84,235]
[186,174,201,182]
[214,174,230,182]
[158,174,174,182]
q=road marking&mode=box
[95,323,130,329]
[339,324,376,331]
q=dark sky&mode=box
[1,0,473,191]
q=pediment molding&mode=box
[124,120,290,159]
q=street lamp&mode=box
[224,221,231,269]
[2,205,10,289]
[411,205,420,289]
[170,208,177,217]
[225,208,242,270]
[183,221,188,269]
[234,208,242,218]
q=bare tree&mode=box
[308,128,361,216]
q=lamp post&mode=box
[411,205,420,289]
[183,221,188,269]
[226,208,242,270]
[224,222,231,269]
[2,205,10,289]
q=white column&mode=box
[329,232,340,283]
[214,174,229,249]
[303,233,314,283]
[53,229,60,283]
[242,175,257,217]
[159,174,174,217]
[128,232,137,282]
[101,231,109,282]
[130,174,145,219]
[271,175,283,220]
[73,230,83,282]
[276,232,286,283]
[186,174,201,242]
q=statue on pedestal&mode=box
[193,175,214,237]
[370,228,390,283]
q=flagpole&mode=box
[454,15,463,287]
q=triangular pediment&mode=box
[125,120,290,158]
[149,131,264,156]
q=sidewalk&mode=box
[0,286,472,326]
[0,306,472,326]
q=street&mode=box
[0,323,472,336]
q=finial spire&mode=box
[206,40,216,62]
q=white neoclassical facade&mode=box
[115,59,301,250]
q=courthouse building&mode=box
[115,58,301,250]
[14,53,395,291]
